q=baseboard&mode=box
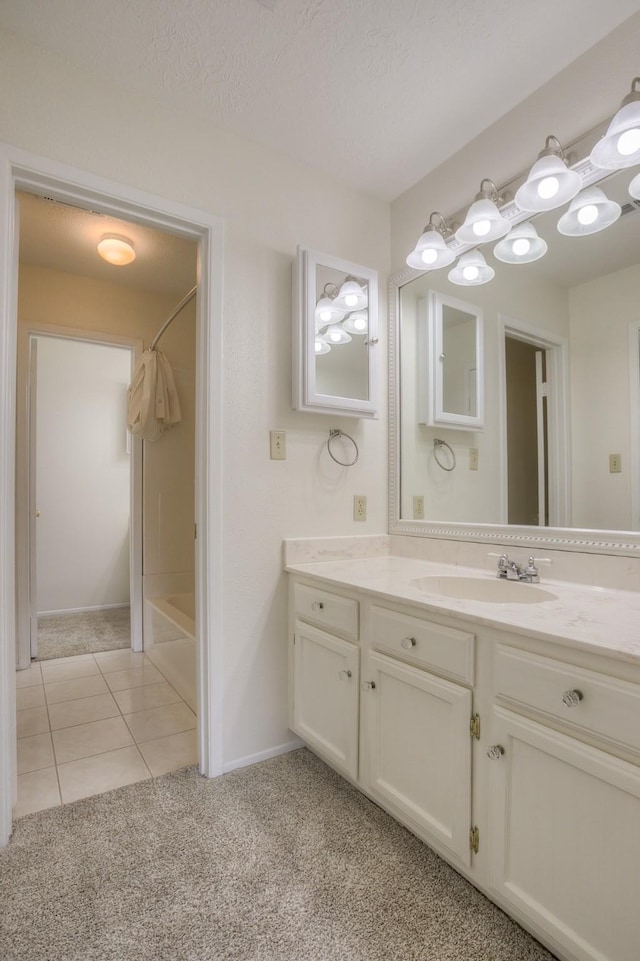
[222,737,304,774]
[38,602,130,616]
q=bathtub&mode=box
[144,592,196,712]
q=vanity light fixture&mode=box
[448,250,495,286]
[455,179,511,244]
[493,223,548,264]
[97,234,136,266]
[590,77,640,170]
[629,171,640,200]
[406,212,455,271]
[515,136,581,212]
[334,277,368,311]
[342,310,368,335]
[314,283,345,327]
[557,186,621,237]
[324,324,352,345]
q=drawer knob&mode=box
[400,636,417,650]
[487,745,505,760]
[338,670,352,681]
[362,681,376,691]
[311,601,324,612]
[562,689,583,708]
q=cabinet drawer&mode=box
[294,583,359,641]
[370,605,474,684]
[495,645,640,754]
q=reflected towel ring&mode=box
[327,429,359,467]
[433,438,456,471]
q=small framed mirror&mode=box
[292,247,378,418]
[419,290,483,430]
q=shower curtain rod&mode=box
[151,285,198,350]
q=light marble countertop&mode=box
[285,555,640,665]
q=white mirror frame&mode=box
[292,246,378,419]
[389,266,640,556]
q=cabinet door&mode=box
[364,651,472,865]
[293,621,360,779]
[489,707,640,961]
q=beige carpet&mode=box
[0,749,556,961]
[36,607,131,660]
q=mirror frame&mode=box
[292,246,378,419]
[389,265,640,556]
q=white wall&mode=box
[1,29,390,767]
[35,335,131,613]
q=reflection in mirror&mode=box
[443,306,477,417]
[396,166,640,533]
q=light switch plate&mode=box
[609,453,622,473]
[469,448,479,471]
[270,430,286,460]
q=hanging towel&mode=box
[127,349,182,442]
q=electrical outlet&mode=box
[469,448,479,471]
[413,495,425,519]
[609,453,622,473]
[353,495,367,522]
[270,430,286,460]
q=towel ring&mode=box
[327,429,359,467]
[433,438,456,471]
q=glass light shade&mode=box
[97,235,135,266]
[314,296,344,327]
[455,197,511,243]
[406,227,455,270]
[515,155,581,212]
[324,324,352,345]
[448,250,495,286]
[314,336,331,355]
[493,223,548,264]
[342,310,368,335]
[629,171,640,200]
[557,187,621,236]
[590,98,640,169]
[334,279,367,310]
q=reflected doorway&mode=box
[505,337,549,526]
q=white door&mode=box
[489,707,640,961]
[293,621,360,779]
[28,337,38,657]
[363,651,473,865]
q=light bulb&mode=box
[473,219,491,237]
[319,308,332,323]
[344,293,358,307]
[421,248,438,265]
[463,265,479,281]
[617,128,640,156]
[537,176,559,200]
[352,316,366,331]
[512,237,531,257]
[577,204,598,225]
[329,329,342,342]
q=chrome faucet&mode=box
[495,553,542,584]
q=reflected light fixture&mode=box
[324,324,352,345]
[314,283,345,327]
[448,250,495,286]
[629,171,640,200]
[557,186,621,236]
[315,336,331,355]
[493,222,548,264]
[97,234,136,266]
[334,277,368,311]
[591,77,640,169]
[455,179,511,244]
[515,136,581,212]
[406,212,455,270]
[342,310,368,335]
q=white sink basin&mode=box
[410,576,558,604]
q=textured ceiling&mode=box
[1,0,639,200]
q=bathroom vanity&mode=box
[286,553,640,961]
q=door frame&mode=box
[498,315,570,528]
[15,325,144,663]
[0,142,225,846]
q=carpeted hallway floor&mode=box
[0,749,556,961]
[36,607,131,660]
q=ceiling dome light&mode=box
[97,235,136,266]
[590,77,640,169]
[342,310,368,335]
[406,212,455,271]
[515,136,581,212]
[493,223,548,264]
[315,336,331,355]
[448,250,495,286]
[324,324,352,345]
[557,186,621,237]
[629,171,640,200]
[455,179,511,244]
[334,277,367,311]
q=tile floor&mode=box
[14,649,198,818]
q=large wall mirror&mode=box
[390,165,640,553]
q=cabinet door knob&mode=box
[362,681,376,691]
[311,601,324,612]
[487,745,505,760]
[338,670,352,680]
[400,636,417,650]
[561,689,583,708]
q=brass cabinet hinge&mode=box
[469,826,479,854]
[470,713,481,740]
